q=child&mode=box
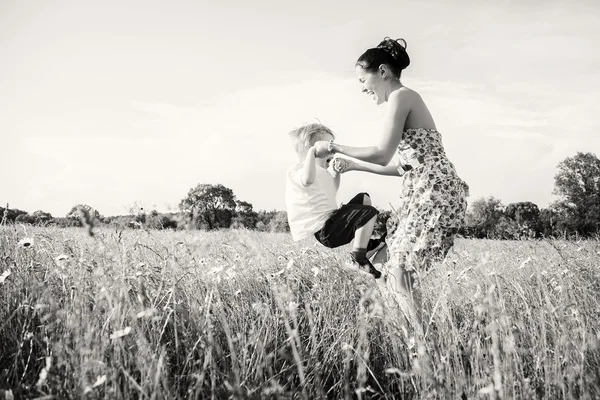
[284,123,384,278]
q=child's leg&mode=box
[351,215,382,278]
[349,193,384,251]
[353,215,377,250]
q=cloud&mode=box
[128,73,599,212]
[9,68,600,216]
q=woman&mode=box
[314,37,469,322]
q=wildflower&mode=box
[288,301,298,312]
[110,327,132,339]
[518,257,532,269]
[479,384,495,395]
[210,266,224,274]
[18,238,34,248]
[84,375,107,394]
[136,308,158,319]
[92,375,107,387]
[36,356,52,388]
[0,270,10,284]
[251,302,268,316]
[270,268,285,277]
[54,254,69,267]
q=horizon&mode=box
[2,0,599,218]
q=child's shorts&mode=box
[314,193,379,248]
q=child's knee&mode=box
[361,193,372,205]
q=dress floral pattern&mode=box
[385,128,469,273]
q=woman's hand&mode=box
[313,141,331,158]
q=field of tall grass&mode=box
[0,225,599,399]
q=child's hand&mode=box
[313,141,331,158]
[326,160,338,177]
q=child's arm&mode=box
[301,147,317,186]
[327,161,342,189]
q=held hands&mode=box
[331,156,355,174]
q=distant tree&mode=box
[145,210,178,230]
[15,213,36,224]
[465,196,505,238]
[66,204,101,220]
[267,210,290,233]
[127,202,147,224]
[552,152,600,235]
[66,204,102,230]
[256,210,282,231]
[539,208,559,237]
[52,217,81,228]
[505,202,540,237]
[179,184,237,230]
[491,216,521,240]
[256,210,276,228]
[255,220,268,232]
[105,215,137,229]
[32,210,53,225]
[231,200,258,229]
[0,206,28,223]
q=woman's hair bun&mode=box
[376,37,410,70]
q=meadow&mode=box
[0,225,599,399]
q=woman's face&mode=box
[355,65,386,105]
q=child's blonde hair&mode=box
[288,123,336,158]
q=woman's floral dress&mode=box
[385,128,469,273]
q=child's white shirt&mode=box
[285,163,338,241]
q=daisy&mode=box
[18,237,34,248]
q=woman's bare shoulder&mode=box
[388,87,421,110]
[389,86,421,103]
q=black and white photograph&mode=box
[1,0,599,398]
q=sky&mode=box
[1,0,599,217]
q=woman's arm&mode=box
[316,91,412,165]
[341,158,402,176]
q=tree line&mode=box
[2,152,599,238]
[460,151,600,239]
[0,184,291,233]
